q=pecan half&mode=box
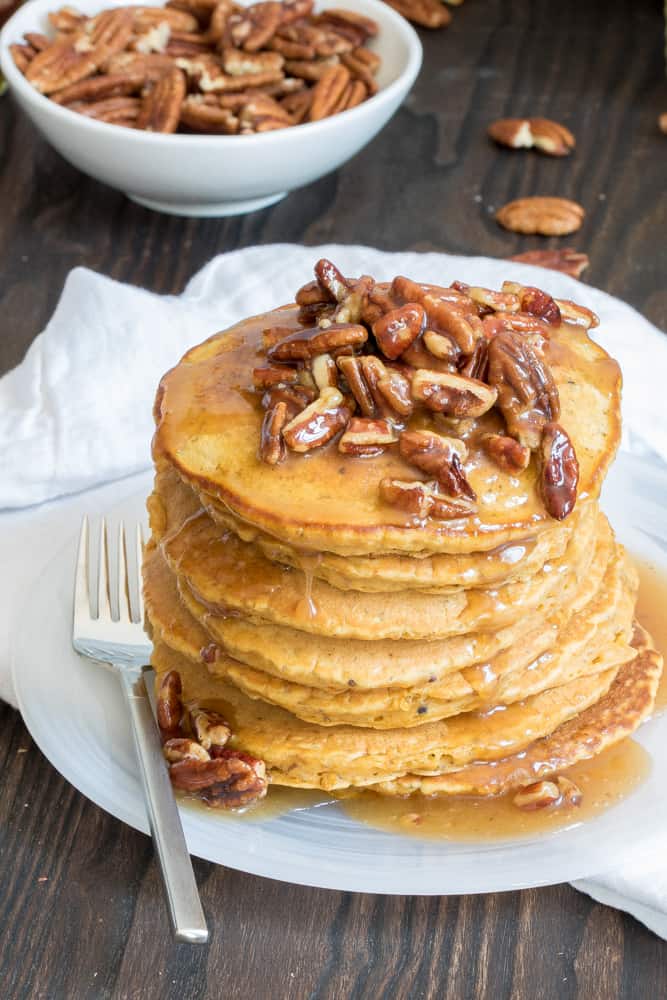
[372,303,426,359]
[487,332,560,449]
[179,94,239,133]
[540,422,579,520]
[10,43,36,73]
[260,401,289,465]
[376,368,414,417]
[481,433,531,473]
[163,737,210,763]
[137,66,186,132]
[466,286,521,313]
[496,197,585,236]
[282,387,351,452]
[422,295,483,356]
[221,46,284,75]
[458,339,488,381]
[399,430,474,498]
[411,369,498,418]
[402,338,458,373]
[262,384,315,417]
[227,1,282,52]
[51,71,145,105]
[383,0,451,28]
[314,257,349,302]
[554,299,599,329]
[268,322,367,361]
[188,705,232,750]
[157,670,183,736]
[508,248,589,280]
[309,62,351,120]
[25,38,98,94]
[555,775,582,806]
[488,117,575,156]
[169,751,268,808]
[252,365,299,389]
[380,479,475,520]
[501,282,561,325]
[422,330,459,362]
[336,355,375,416]
[338,417,397,456]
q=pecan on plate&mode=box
[481,433,531,474]
[188,705,232,750]
[421,295,484,356]
[487,331,560,449]
[508,248,589,280]
[252,365,299,389]
[268,322,367,361]
[501,281,561,325]
[262,383,316,418]
[170,750,268,808]
[458,339,488,381]
[539,422,579,520]
[383,0,451,28]
[336,355,375,416]
[281,386,352,452]
[553,299,599,329]
[488,117,575,157]
[163,737,211,762]
[260,401,289,464]
[311,353,338,391]
[399,430,474,499]
[496,197,585,237]
[411,369,498,418]
[555,776,582,806]
[512,780,561,811]
[380,479,475,520]
[376,366,414,417]
[465,285,521,314]
[157,670,183,737]
[137,66,186,133]
[338,417,398,456]
[372,303,426,359]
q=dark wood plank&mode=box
[1,0,666,997]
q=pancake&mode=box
[159,490,602,641]
[152,640,621,790]
[152,303,622,556]
[145,540,637,728]
[374,626,662,796]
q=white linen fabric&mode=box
[1,244,666,932]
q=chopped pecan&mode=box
[380,479,475,520]
[556,775,582,806]
[309,62,351,120]
[338,417,397,456]
[482,433,531,473]
[487,332,560,449]
[422,330,459,362]
[481,311,551,344]
[399,430,474,498]
[252,365,299,389]
[157,670,183,736]
[383,0,451,28]
[500,282,561,325]
[333,275,374,324]
[488,117,575,156]
[554,299,599,329]
[496,197,585,236]
[163,738,210,763]
[311,353,338,391]
[260,401,289,465]
[137,66,186,133]
[372,303,426,359]
[188,705,232,750]
[466,286,521,313]
[314,257,349,302]
[169,751,268,808]
[392,276,469,309]
[508,248,589,280]
[411,369,498,418]
[540,422,579,520]
[268,322,367,361]
[282,387,351,452]
[513,780,561,811]
[421,295,483,356]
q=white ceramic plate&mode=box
[11,453,667,895]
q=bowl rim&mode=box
[0,0,423,148]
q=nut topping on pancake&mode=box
[248,259,595,521]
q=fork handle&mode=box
[119,668,209,944]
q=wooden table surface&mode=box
[1,0,666,996]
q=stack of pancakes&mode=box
[144,269,662,800]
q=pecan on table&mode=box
[496,197,585,237]
[508,248,590,280]
[488,117,575,157]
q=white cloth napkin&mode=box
[1,244,666,931]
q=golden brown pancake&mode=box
[152,306,622,556]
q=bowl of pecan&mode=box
[0,0,421,216]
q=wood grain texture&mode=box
[1,0,666,997]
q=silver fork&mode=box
[72,516,208,944]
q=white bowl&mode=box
[0,0,422,216]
